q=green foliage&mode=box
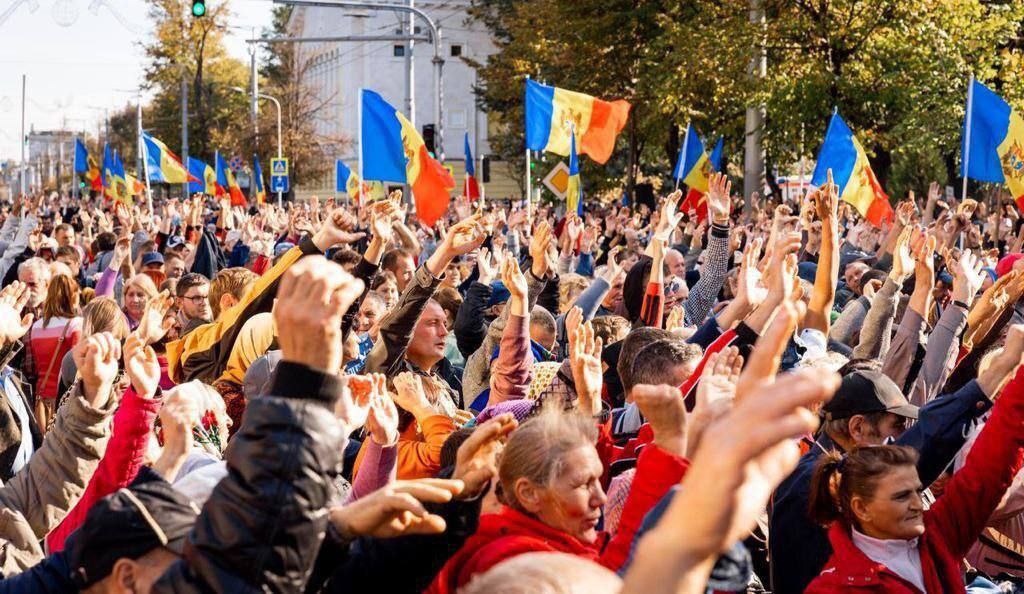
[471,0,1024,197]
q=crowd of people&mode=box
[0,171,1021,593]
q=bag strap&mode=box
[40,321,71,397]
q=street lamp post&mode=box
[231,87,283,206]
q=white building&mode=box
[286,0,501,192]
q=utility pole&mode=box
[743,0,766,219]
[406,0,415,125]
[250,27,260,149]
[19,74,26,197]
[180,6,189,199]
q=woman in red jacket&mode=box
[804,360,1024,593]
[427,405,687,594]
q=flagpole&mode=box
[72,138,79,204]
[962,74,975,204]
[675,123,689,192]
[479,152,486,203]
[138,99,153,213]
[525,74,533,227]
[357,88,364,208]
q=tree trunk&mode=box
[627,108,637,201]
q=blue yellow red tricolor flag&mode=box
[961,78,1024,210]
[335,160,385,202]
[252,155,266,205]
[102,144,130,204]
[675,125,715,220]
[360,88,455,227]
[565,128,583,215]
[142,132,194,184]
[187,158,215,195]
[215,151,247,206]
[525,79,631,165]
[463,132,481,201]
[812,112,893,227]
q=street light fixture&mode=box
[231,86,283,206]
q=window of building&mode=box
[450,44,463,57]
[393,45,405,57]
[448,109,467,128]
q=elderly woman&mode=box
[427,407,686,593]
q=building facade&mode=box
[286,1,518,197]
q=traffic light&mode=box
[191,0,206,17]
[422,124,436,157]
[481,155,490,183]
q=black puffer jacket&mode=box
[153,361,347,593]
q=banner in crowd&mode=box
[463,132,481,201]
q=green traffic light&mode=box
[191,1,206,16]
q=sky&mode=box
[0,0,275,161]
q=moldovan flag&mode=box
[215,151,247,206]
[525,79,631,165]
[463,132,481,201]
[812,112,893,227]
[125,173,146,196]
[187,158,215,195]
[252,155,266,205]
[87,156,102,191]
[565,129,583,215]
[360,89,455,227]
[675,125,713,220]
[961,79,1024,210]
[74,138,89,174]
[142,132,193,184]
[102,144,130,204]
[709,137,724,171]
[335,160,385,202]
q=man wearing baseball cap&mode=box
[770,367,1000,593]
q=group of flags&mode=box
[74,133,267,206]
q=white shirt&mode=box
[851,527,925,592]
[2,372,34,474]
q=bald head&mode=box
[664,248,686,279]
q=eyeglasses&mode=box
[183,295,208,303]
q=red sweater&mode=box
[45,387,161,553]
[805,366,1024,593]
[426,444,687,593]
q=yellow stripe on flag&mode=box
[683,153,712,193]
[998,111,1024,201]
[546,88,595,156]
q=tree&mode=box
[141,0,249,165]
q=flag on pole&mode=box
[463,132,481,201]
[335,159,385,201]
[565,128,583,215]
[142,132,194,184]
[252,155,266,205]
[102,145,130,204]
[709,137,724,172]
[74,138,89,174]
[86,156,102,191]
[961,79,1024,209]
[360,89,455,227]
[675,125,714,220]
[125,173,146,196]
[215,151,247,206]
[525,79,631,164]
[187,157,215,195]
[812,111,893,227]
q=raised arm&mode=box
[804,170,839,335]
[683,174,733,327]
[853,227,914,361]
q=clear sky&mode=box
[0,0,275,161]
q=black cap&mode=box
[67,469,200,588]
[823,370,919,421]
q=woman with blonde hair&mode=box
[55,296,129,401]
[121,273,159,330]
[27,274,82,429]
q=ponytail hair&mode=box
[808,445,919,528]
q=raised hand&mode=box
[329,479,465,539]
[452,413,517,497]
[136,290,175,346]
[761,232,801,304]
[151,384,198,480]
[978,324,1024,398]
[476,247,500,285]
[0,282,33,345]
[706,172,732,225]
[73,332,121,408]
[737,237,768,308]
[890,226,915,282]
[123,334,160,398]
[689,347,743,456]
[633,384,687,457]
[500,254,528,304]
[952,248,985,306]
[529,221,554,278]
[442,215,487,258]
[569,319,604,416]
[313,207,367,250]
[392,372,433,420]
[336,374,380,433]
[275,256,365,373]
[110,235,132,269]
[366,380,400,447]
[655,190,684,242]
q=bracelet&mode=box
[952,299,969,310]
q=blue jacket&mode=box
[768,379,992,594]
